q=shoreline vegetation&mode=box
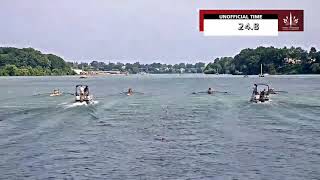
[204,46,320,75]
[0,46,319,76]
[0,47,75,76]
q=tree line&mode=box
[0,47,75,76]
[204,46,320,75]
[1,46,320,76]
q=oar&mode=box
[33,91,75,96]
[192,91,207,94]
[134,92,144,95]
[214,91,229,94]
[273,90,288,93]
[32,92,50,96]
[192,91,229,94]
[120,92,144,95]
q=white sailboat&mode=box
[259,64,264,77]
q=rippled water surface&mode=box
[0,74,319,179]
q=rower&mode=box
[50,89,61,96]
[84,86,89,96]
[253,84,259,95]
[79,85,85,101]
[207,88,213,94]
[268,88,276,94]
[259,89,266,100]
[127,88,133,96]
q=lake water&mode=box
[0,74,319,179]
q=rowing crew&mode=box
[50,89,62,96]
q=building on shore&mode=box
[284,58,302,64]
[72,69,84,75]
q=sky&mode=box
[0,0,319,64]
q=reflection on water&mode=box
[0,75,319,179]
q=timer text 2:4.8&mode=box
[238,23,259,30]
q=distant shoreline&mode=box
[1,74,320,77]
[1,46,320,76]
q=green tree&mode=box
[1,64,18,76]
[0,47,74,76]
[310,63,320,73]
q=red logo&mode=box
[280,11,303,31]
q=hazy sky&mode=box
[0,0,319,63]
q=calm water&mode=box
[0,74,319,179]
